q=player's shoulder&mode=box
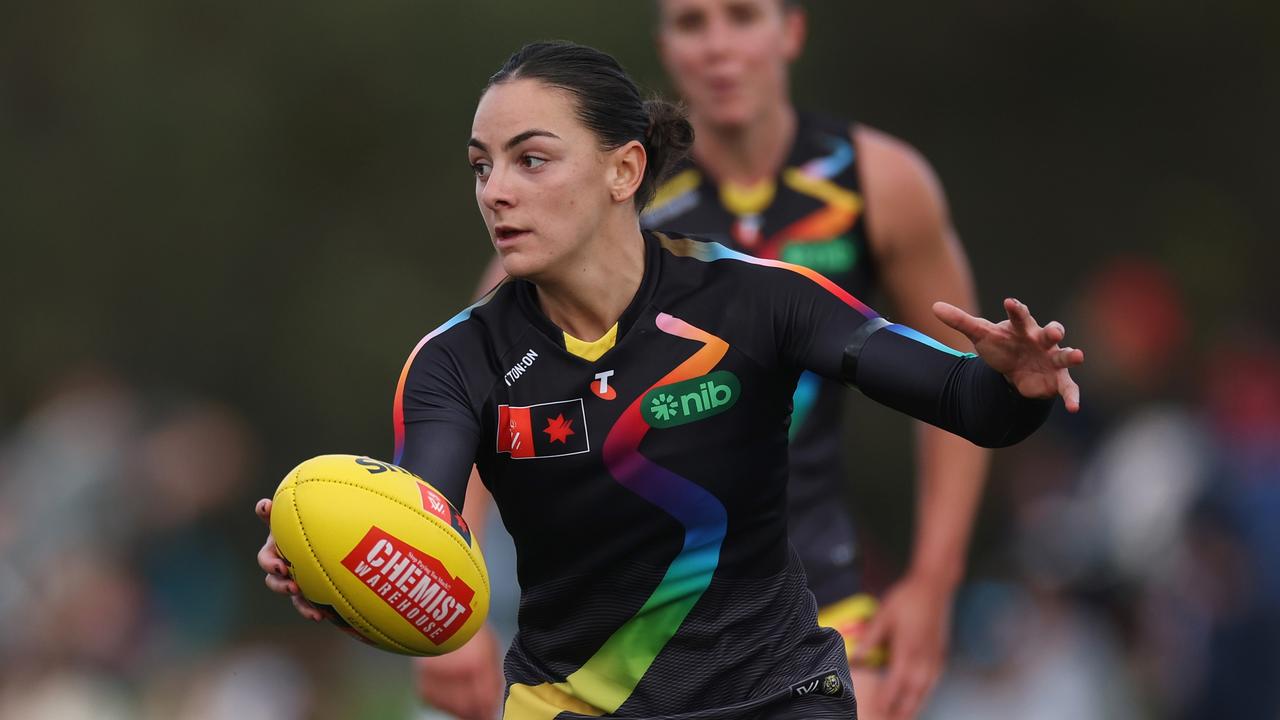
[642,160,704,229]
[852,124,945,203]
[400,280,524,379]
[800,110,857,143]
[652,229,752,272]
[852,124,951,255]
[650,230,811,292]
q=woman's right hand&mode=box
[413,622,504,720]
[255,498,330,622]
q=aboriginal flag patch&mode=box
[496,399,590,459]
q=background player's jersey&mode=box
[641,114,871,604]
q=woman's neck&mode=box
[534,216,646,342]
[689,102,797,186]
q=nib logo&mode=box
[641,371,740,428]
[649,393,678,422]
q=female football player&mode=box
[257,41,1081,719]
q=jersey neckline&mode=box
[512,231,663,364]
[688,111,827,196]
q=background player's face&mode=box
[657,0,805,130]
[468,79,623,280]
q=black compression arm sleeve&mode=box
[398,420,477,511]
[848,325,1053,448]
[395,337,484,511]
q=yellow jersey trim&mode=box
[563,323,618,362]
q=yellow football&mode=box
[270,454,489,655]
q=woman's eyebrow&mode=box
[468,129,562,153]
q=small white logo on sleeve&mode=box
[504,349,539,387]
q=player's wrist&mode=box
[901,558,963,595]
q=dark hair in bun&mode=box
[488,41,694,211]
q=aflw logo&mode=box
[341,527,475,644]
[640,370,740,428]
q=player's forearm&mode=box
[907,423,990,589]
[847,324,1053,447]
[462,466,494,546]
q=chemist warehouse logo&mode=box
[641,370,740,429]
[341,527,476,645]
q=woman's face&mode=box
[468,79,619,280]
[657,0,804,130]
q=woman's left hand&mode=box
[933,298,1084,412]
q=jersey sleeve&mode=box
[392,332,484,510]
[760,257,1052,448]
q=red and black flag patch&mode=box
[497,399,590,459]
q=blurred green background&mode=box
[1,1,1276,718]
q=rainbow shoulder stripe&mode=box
[393,282,505,464]
[654,231,877,319]
[653,232,970,358]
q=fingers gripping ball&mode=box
[270,455,489,655]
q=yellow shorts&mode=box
[816,593,887,667]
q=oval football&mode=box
[271,454,489,656]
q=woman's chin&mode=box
[498,252,547,281]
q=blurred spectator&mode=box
[0,367,278,715]
[925,580,1142,720]
[935,258,1280,720]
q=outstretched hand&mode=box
[933,298,1084,412]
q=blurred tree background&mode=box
[1,1,1277,716]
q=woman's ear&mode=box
[782,5,807,62]
[608,140,647,204]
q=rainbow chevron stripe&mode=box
[504,313,730,719]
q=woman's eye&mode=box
[672,11,705,33]
[520,155,547,170]
[471,161,492,179]
[728,4,760,26]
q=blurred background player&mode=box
[643,2,988,718]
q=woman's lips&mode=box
[494,226,530,247]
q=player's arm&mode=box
[394,336,485,509]
[858,125,989,587]
[771,262,1080,448]
[456,253,507,539]
[853,125,992,719]
[254,335,481,623]
[396,255,508,510]
[410,257,508,720]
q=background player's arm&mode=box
[853,125,992,719]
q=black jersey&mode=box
[393,231,1048,719]
[641,113,873,604]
